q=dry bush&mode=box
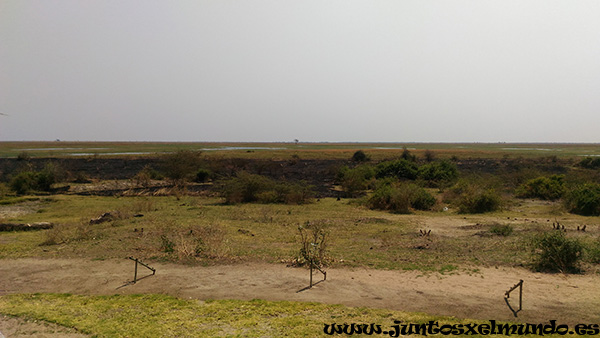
[295,220,331,268]
[40,222,97,246]
[159,224,227,261]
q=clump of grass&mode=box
[159,224,227,261]
[40,222,98,246]
[490,224,513,237]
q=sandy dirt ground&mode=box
[1,258,599,337]
[0,314,89,338]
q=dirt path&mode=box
[1,258,599,329]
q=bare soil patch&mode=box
[0,314,89,338]
[1,258,599,327]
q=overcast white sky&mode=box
[1,1,599,142]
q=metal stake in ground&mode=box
[128,256,156,284]
[504,279,523,317]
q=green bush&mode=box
[516,175,565,201]
[161,150,203,186]
[532,231,583,273]
[16,151,30,161]
[585,238,600,264]
[351,150,370,162]
[400,147,416,162]
[8,162,65,194]
[222,172,312,204]
[578,157,600,169]
[37,162,64,191]
[375,159,418,180]
[564,184,600,216]
[417,160,459,187]
[195,169,212,183]
[410,186,437,210]
[456,188,501,214]
[366,182,435,213]
[338,165,375,197]
[9,171,38,195]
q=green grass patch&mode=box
[0,293,564,337]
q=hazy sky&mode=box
[1,1,599,142]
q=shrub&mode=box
[338,165,375,197]
[400,147,416,162]
[0,182,8,198]
[8,163,65,194]
[532,231,583,273]
[161,150,203,186]
[423,149,436,162]
[410,186,436,210]
[586,238,600,264]
[578,157,600,169]
[9,171,38,195]
[375,159,418,180]
[221,172,312,204]
[36,162,64,191]
[16,151,30,161]
[564,184,600,216]
[516,175,565,201]
[195,169,212,183]
[417,160,459,187]
[296,220,330,268]
[351,150,370,162]
[367,184,411,214]
[366,182,435,213]
[456,188,501,214]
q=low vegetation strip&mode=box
[0,294,544,338]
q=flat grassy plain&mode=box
[3,141,600,160]
[2,142,600,336]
